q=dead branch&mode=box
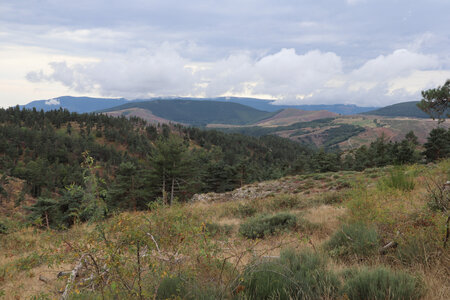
[379,241,398,254]
[147,233,187,264]
[60,254,87,300]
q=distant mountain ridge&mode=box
[364,101,449,118]
[102,100,278,126]
[22,96,129,113]
[21,96,379,115]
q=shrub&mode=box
[240,249,340,300]
[156,276,186,300]
[235,202,257,218]
[378,167,415,191]
[205,222,233,236]
[425,178,449,213]
[325,223,378,259]
[0,221,7,234]
[342,267,425,300]
[15,252,48,271]
[320,191,347,205]
[239,213,297,239]
[395,232,440,268]
[336,179,352,189]
[271,194,299,209]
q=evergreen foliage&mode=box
[418,79,450,123]
[423,127,450,161]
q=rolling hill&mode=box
[101,100,279,126]
[362,101,431,118]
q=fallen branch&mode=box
[60,254,87,300]
[57,271,71,278]
[379,241,398,254]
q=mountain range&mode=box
[21,96,448,150]
[22,96,379,115]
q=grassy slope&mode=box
[0,160,449,299]
[102,100,279,126]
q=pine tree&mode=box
[424,128,450,161]
[107,162,149,210]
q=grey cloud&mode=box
[4,0,450,106]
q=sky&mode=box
[1,0,450,108]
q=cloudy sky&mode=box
[1,0,450,108]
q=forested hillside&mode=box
[101,100,278,126]
[0,107,449,299]
[1,106,448,230]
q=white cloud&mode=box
[25,46,449,107]
[26,45,196,98]
[45,98,60,105]
[350,49,438,81]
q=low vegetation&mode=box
[325,223,379,259]
[239,213,297,239]
[0,159,448,299]
[341,267,425,300]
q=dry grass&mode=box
[1,161,449,298]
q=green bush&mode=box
[378,167,415,191]
[342,267,425,300]
[156,276,186,300]
[239,213,297,239]
[240,249,340,300]
[325,223,378,259]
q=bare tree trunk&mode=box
[444,215,449,248]
[162,168,167,205]
[170,177,175,205]
[137,241,143,300]
[45,211,50,229]
[131,175,136,211]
